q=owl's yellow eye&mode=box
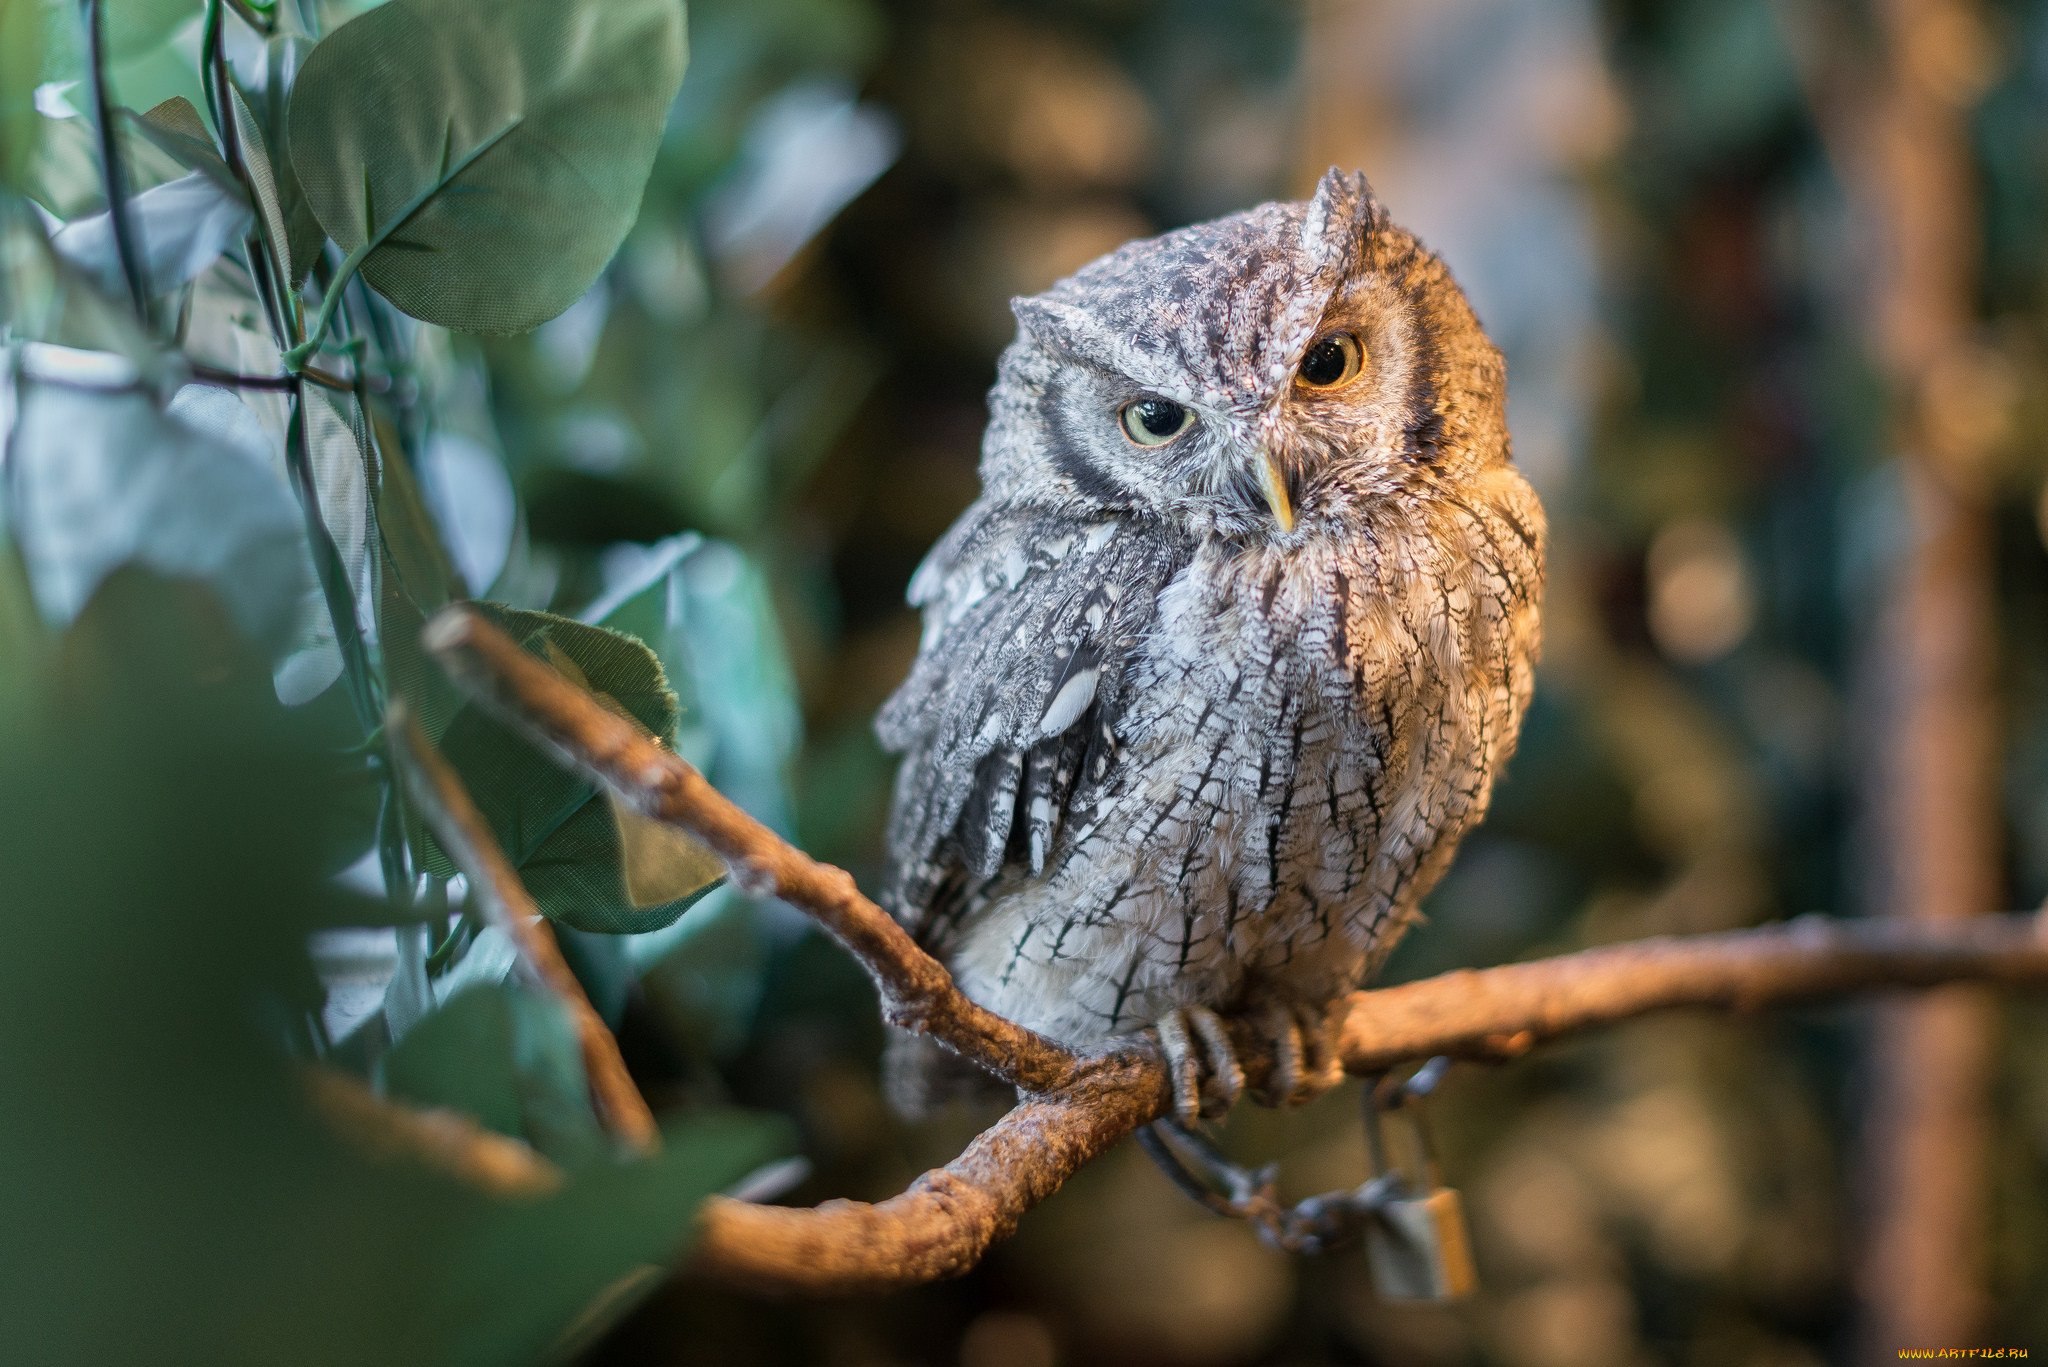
[1119,398,1196,447]
[1295,331,1364,390]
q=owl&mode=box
[877,169,1544,1124]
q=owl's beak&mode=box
[1257,451,1296,532]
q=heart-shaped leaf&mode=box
[382,979,607,1168]
[286,0,687,334]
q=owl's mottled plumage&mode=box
[877,171,1544,1095]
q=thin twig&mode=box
[390,703,662,1154]
[420,605,1085,1097]
[79,0,150,324]
[303,1067,562,1197]
[201,0,242,184]
[415,603,2048,1293]
[189,362,355,393]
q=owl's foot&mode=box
[1253,1000,1346,1108]
[1154,1005,1245,1127]
[1153,999,1346,1124]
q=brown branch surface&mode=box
[414,605,2048,1295]
[690,913,2048,1292]
[391,705,661,1153]
[1329,914,2047,1069]
[304,1068,563,1198]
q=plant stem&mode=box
[201,0,242,186]
[190,362,356,392]
[78,0,150,326]
[283,399,382,731]
[392,707,661,1151]
[284,244,370,373]
[284,117,521,372]
[222,0,272,35]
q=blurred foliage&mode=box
[4,0,2048,1364]
[0,571,785,1365]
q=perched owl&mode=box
[877,170,1544,1123]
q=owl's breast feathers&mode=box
[877,471,1543,1024]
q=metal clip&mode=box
[1136,1055,1478,1288]
[1361,1058,1477,1302]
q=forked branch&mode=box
[410,605,2048,1294]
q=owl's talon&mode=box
[1154,1006,1247,1125]
[1186,1005,1244,1115]
[1257,1003,1305,1106]
[1250,1001,1345,1107]
[1293,1001,1346,1098]
[1156,1009,1206,1127]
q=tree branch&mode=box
[419,607,1084,1098]
[687,913,2048,1292]
[1328,913,2048,1070]
[389,703,661,1154]
[303,1067,563,1198]
[410,605,2048,1295]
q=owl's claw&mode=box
[1255,1001,1345,1107]
[1154,1005,1245,1126]
[1155,1000,1344,1123]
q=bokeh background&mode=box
[10,0,2048,1363]
[539,0,2048,1362]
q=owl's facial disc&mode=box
[1114,395,1296,532]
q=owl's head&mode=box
[983,169,1508,541]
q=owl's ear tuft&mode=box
[1301,167,1377,267]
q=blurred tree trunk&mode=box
[1848,0,2003,1351]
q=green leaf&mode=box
[128,96,236,192]
[0,610,787,1364]
[413,604,726,934]
[0,0,41,188]
[448,1110,787,1366]
[50,169,251,297]
[680,543,800,806]
[227,82,303,286]
[0,202,164,362]
[6,360,306,644]
[37,0,199,83]
[274,386,376,705]
[381,979,607,1167]
[286,0,688,334]
[261,32,327,285]
[0,530,51,716]
[367,406,461,612]
[521,786,728,933]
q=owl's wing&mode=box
[876,503,1184,945]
